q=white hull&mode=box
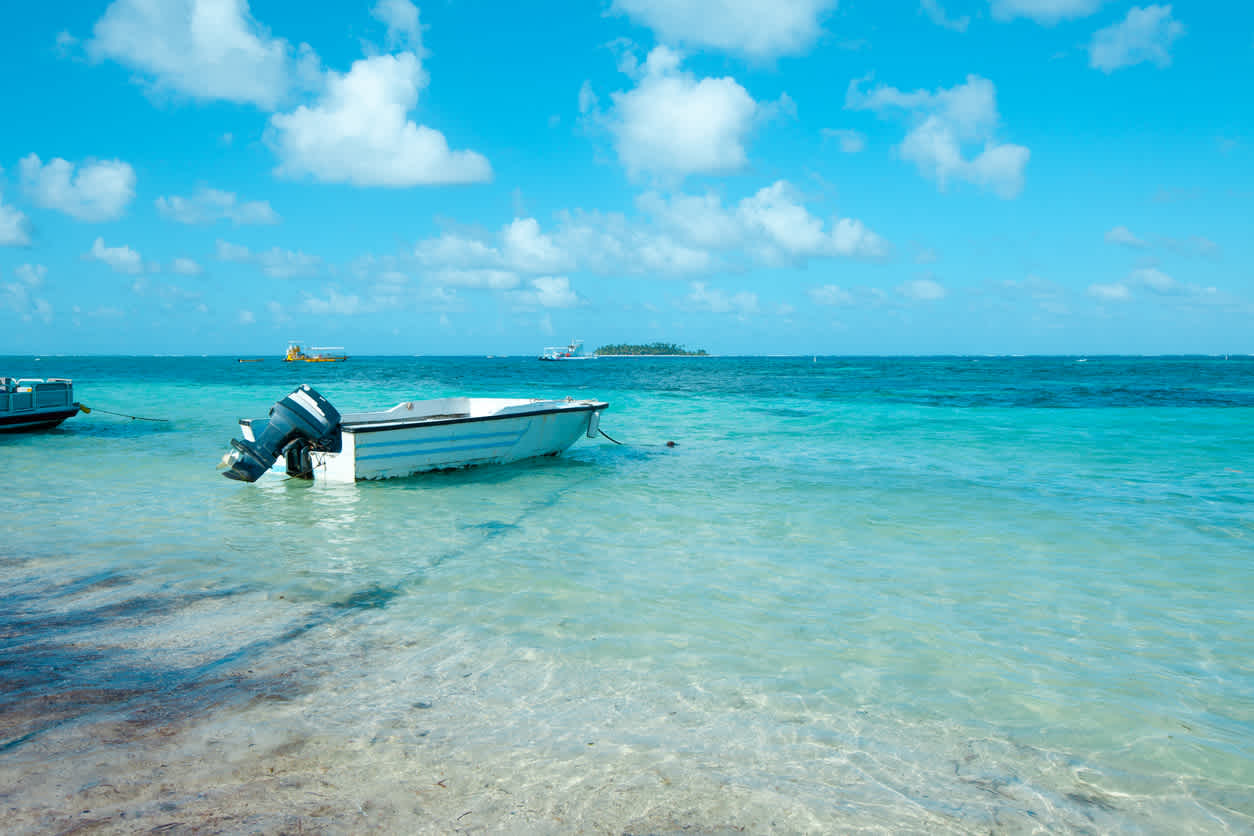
[241,396,606,483]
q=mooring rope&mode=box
[78,404,169,422]
[598,427,676,448]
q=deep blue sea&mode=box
[1,355,1251,833]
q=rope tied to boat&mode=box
[78,404,169,422]
[598,427,676,448]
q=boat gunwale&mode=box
[340,401,607,434]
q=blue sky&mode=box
[1,0,1250,355]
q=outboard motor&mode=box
[222,385,341,482]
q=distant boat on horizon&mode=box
[539,339,596,361]
[284,342,348,363]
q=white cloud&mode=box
[238,309,256,324]
[2,266,53,323]
[171,257,203,275]
[371,0,422,50]
[415,233,503,269]
[509,276,579,309]
[19,155,135,221]
[685,281,759,316]
[215,239,321,277]
[606,46,760,179]
[268,51,492,186]
[1089,5,1184,73]
[156,188,280,225]
[921,0,971,31]
[610,0,836,58]
[502,218,573,273]
[84,237,144,273]
[808,284,854,305]
[429,269,520,289]
[990,0,1104,24]
[1105,224,1147,248]
[16,264,47,286]
[302,289,364,315]
[215,240,251,262]
[823,128,866,153]
[847,74,1029,198]
[0,176,31,246]
[86,0,301,109]
[1088,281,1130,301]
[1131,267,1176,292]
[413,180,885,283]
[578,80,598,115]
[898,278,947,301]
[642,180,888,262]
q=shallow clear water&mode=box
[1,356,1251,833]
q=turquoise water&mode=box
[1,356,1251,833]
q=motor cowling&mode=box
[222,385,342,482]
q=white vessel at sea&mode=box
[539,339,596,361]
[221,385,607,483]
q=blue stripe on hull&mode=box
[357,439,523,462]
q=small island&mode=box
[595,342,709,356]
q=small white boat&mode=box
[221,385,608,483]
[0,378,80,432]
[539,339,596,361]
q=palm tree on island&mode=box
[594,342,708,356]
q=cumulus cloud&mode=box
[921,0,971,31]
[898,278,947,301]
[156,187,280,225]
[610,0,836,59]
[0,175,31,246]
[502,218,574,273]
[371,0,422,50]
[215,239,321,278]
[685,281,759,316]
[414,180,885,282]
[1088,281,1130,301]
[1089,5,1184,73]
[1131,267,1176,292]
[302,289,364,316]
[847,74,1029,198]
[990,0,1105,24]
[416,234,503,269]
[2,264,53,323]
[86,0,309,109]
[604,46,761,179]
[268,51,491,186]
[84,237,144,273]
[15,264,47,286]
[509,276,579,309]
[428,269,519,289]
[640,180,888,264]
[171,257,203,275]
[19,154,135,221]
[1105,224,1147,248]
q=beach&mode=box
[1,355,1251,833]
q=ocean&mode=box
[1,355,1251,834]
